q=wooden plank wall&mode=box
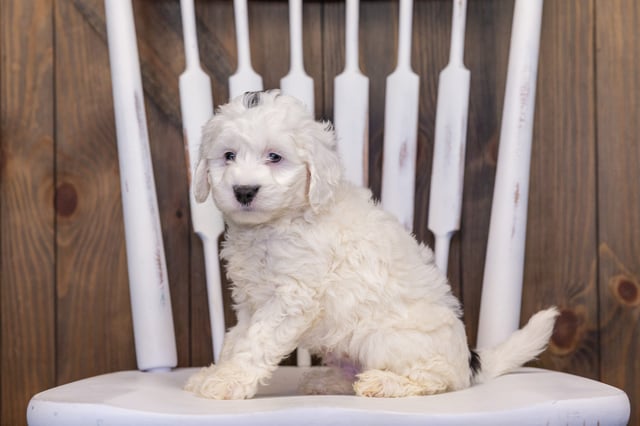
[1,0,57,423]
[1,0,638,424]
[595,0,640,416]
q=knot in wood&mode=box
[550,308,581,356]
[55,182,78,217]
[610,275,639,307]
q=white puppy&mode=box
[185,90,558,399]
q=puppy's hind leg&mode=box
[354,369,424,397]
[354,361,454,398]
[353,322,470,397]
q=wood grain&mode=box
[359,0,396,201]
[595,0,640,423]
[320,0,342,122]
[524,0,599,379]
[411,0,459,294]
[0,0,56,424]
[54,0,137,383]
[460,0,512,346]
[301,0,323,118]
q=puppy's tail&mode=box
[470,307,559,384]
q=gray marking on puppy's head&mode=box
[243,91,262,109]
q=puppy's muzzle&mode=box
[233,185,260,206]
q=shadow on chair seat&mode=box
[27,366,630,426]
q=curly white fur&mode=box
[185,90,558,399]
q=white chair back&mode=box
[112,0,542,370]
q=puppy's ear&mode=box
[193,157,211,203]
[305,122,342,212]
[193,116,219,203]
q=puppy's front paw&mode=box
[185,363,259,400]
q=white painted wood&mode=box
[179,0,226,363]
[476,0,544,349]
[280,0,314,116]
[229,0,263,99]
[104,0,177,371]
[428,0,470,274]
[334,0,369,187]
[380,0,420,231]
[27,367,630,425]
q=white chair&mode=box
[27,0,630,425]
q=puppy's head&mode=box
[194,90,342,225]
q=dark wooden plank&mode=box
[302,0,324,118]
[524,0,599,379]
[459,0,512,346]
[249,1,291,90]
[54,0,137,383]
[412,0,461,296]
[0,0,56,423]
[595,0,640,423]
[320,0,342,122]
[195,0,236,106]
[360,0,396,201]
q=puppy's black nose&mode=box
[233,185,260,205]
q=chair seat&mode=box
[27,366,629,426]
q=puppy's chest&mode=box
[224,238,278,280]
[222,229,327,298]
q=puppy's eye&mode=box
[267,153,282,163]
[224,152,236,162]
